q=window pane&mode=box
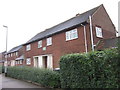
[47,37,52,46]
[26,58,31,65]
[96,27,103,38]
[26,44,31,51]
[38,40,42,48]
[20,60,22,64]
[72,29,78,39]
[66,31,70,40]
[16,52,18,56]
[66,29,78,41]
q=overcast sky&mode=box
[0,0,119,52]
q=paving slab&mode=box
[0,74,44,89]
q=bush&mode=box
[0,65,4,73]
[60,49,119,88]
[0,65,2,74]
[7,66,60,88]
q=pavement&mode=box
[0,74,45,89]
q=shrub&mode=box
[0,65,4,73]
[7,66,60,88]
[0,65,2,74]
[60,49,119,88]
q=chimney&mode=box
[76,13,80,16]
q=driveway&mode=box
[0,74,44,89]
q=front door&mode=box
[43,56,47,68]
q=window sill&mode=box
[66,38,78,42]
[47,44,52,46]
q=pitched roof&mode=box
[7,45,22,54]
[25,5,102,45]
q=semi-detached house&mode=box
[23,4,116,69]
[7,45,24,66]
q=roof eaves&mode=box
[7,45,22,54]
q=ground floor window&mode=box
[20,60,23,64]
[26,58,31,65]
[15,60,23,65]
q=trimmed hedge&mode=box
[60,49,119,88]
[0,65,4,74]
[7,66,60,88]
[0,65,2,74]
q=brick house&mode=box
[7,45,24,66]
[23,4,116,69]
[0,51,6,66]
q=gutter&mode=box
[89,15,94,51]
[81,24,88,53]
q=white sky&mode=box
[0,0,119,52]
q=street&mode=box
[0,74,44,89]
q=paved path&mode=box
[0,74,44,89]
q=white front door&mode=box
[11,60,15,66]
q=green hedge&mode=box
[7,66,60,88]
[0,65,2,74]
[60,49,119,88]
[0,65,4,74]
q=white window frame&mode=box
[16,61,18,65]
[26,44,31,51]
[14,52,16,56]
[38,40,42,48]
[18,61,20,64]
[66,29,78,41]
[16,52,18,56]
[47,37,52,46]
[8,54,10,57]
[20,60,22,64]
[95,27,103,38]
[11,53,12,57]
[26,58,31,65]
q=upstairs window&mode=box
[66,29,78,41]
[26,44,31,51]
[14,52,16,56]
[38,40,42,48]
[47,37,52,46]
[16,52,18,56]
[96,27,103,38]
[26,58,31,65]
[11,53,12,57]
[9,54,10,57]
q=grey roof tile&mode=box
[7,45,22,54]
[16,55,24,60]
